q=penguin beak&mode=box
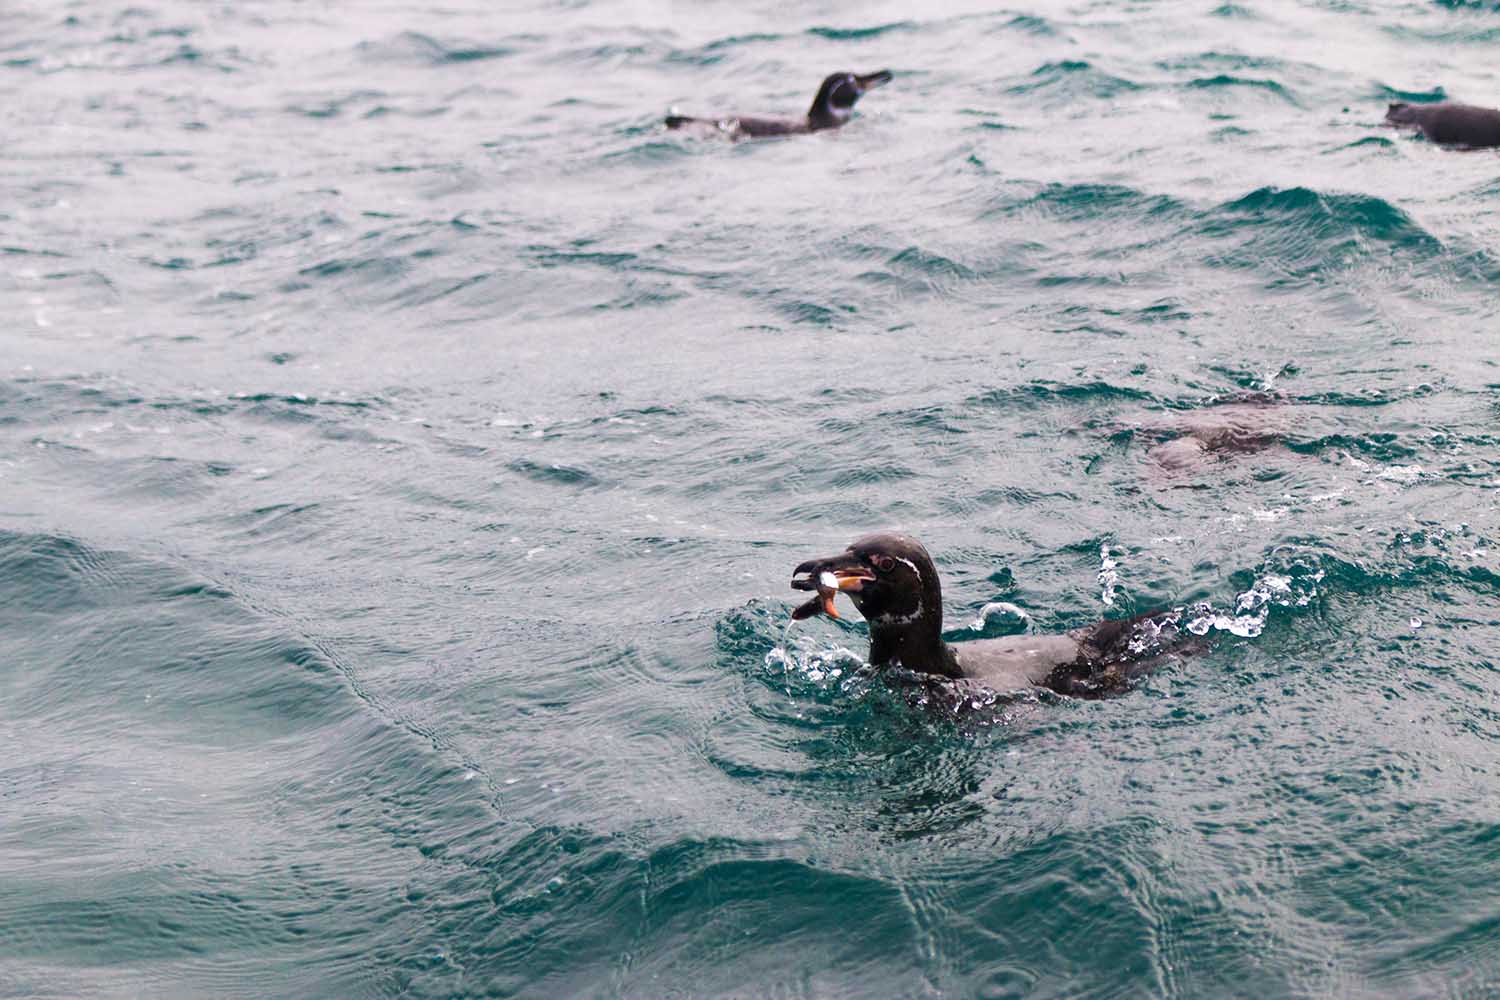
[789,552,876,620]
[856,70,893,93]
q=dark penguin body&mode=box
[665,70,892,140]
[1386,102,1500,148]
[791,532,1182,699]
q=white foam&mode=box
[1379,464,1424,484]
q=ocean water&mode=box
[4,0,1500,996]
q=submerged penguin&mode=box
[790,532,1185,698]
[1135,397,1291,472]
[1385,101,1500,148]
[665,70,893,140]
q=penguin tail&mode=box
[1055,607,1210,698]
[664,114,698,130]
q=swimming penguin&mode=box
[790,532,1185,698]
[665,70,893,139]
[1385,101,1500,148]
[1134,397,1291,472]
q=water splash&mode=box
[764,629,1036,723]
[900,671,1045,721]
[1098,543,1120,607]
[969,601,1030,631]
[1179,548,1324,638]
[764,632,867,687]
[773,615,795,669]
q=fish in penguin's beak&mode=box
[789,551,876,620]
[856,70,894,94]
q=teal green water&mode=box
[4,1,1500,996]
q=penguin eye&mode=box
[873,555,896,573]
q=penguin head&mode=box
[1386,102,1417,124]
[790,531,942,631]
[807,69,893,130]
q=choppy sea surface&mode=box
[5,0,1500,996]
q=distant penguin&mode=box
[1136,397,1290,472]
[1386,101,1500,148]
[665,70,893,140]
